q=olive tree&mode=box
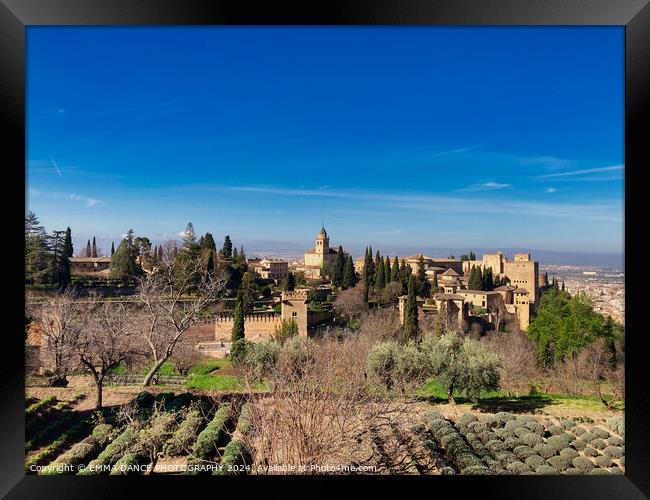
[425,331,500,403]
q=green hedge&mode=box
[80,426,137,475]
[163,406,204,457]
[192,404,232,460]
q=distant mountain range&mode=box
[74,237,623,269]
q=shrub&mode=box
[591,438,607,450]
[525,421,544,435]
[603,446,624,459]
[592,428,610,440]
[607,416,624,436]
[533,443,556,459]
[620,456,625,467]
[495,428,512,440]
[560,419,576,430]
[504,419,525,430]
[243,341,281,381]
[525,455,547,469]
[494,452,517,468]
[134,391,155,409]
[367,342,399,389]
[192,404,232,460]
[609,466,624,475]
[564,467,583,475]
[41,437,100,475]
[520,432,543,448]
[581,432,596,443]
[572,456,595,471]
[506,461,530,474]
[487,440,508,454]
[236,403,252,435]
[214,439,248,475]
[606,436,624,447]
[91,423,116,445]
[462,465,492,475]
[547,425,564,436]
[588,468,611,475]
[495,412,516,423]
[504,437,524,449]
[583,446,599,457]
[546,435,570,453]
[559,448,579,460]
[458,413,478,426]
[81,426,137,474]
[594,454,612,468]
[571,439,587,451]
[163,406,204,456]
[535,465,558,475]
[109,452,145,475]
[513,446,537,460]
[573,426,586,437]
[547,455,570,472]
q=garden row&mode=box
[425,411,624,475]
[28,391,252,475]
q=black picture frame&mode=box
[2,0,648,497]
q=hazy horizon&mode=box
[27,27,624,257]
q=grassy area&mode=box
[415,378,623,413]
[185,357,245,391]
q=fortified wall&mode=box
[213,289,321,341]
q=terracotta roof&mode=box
[435,293,465,300]
[494,285,517,291]
[441,268,459,276]
[459,289,501,295]
[514,288,529,294]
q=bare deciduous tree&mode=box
[27,287,84,385]
[333,286,367,323]
[169,339,202,376]
[482,331,542,397]
[136,256,226,386]
[237,336,410,473]
[71,300,141,409]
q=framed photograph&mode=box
[3,0,648,497]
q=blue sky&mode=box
[26,27,624,259]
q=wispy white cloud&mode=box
[538,165,624,179]
[191,184,620,223]
[518,155,575,170]
[48,154,63,177]
[458,181,512,192]
[66,193,102,208]
[177,230,188,237]
[545,187,557,193]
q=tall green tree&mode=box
[403,275,419,342]
[416,255,430,298]
[25,211,51,282]
[91,236,97,258]
[483,267,494,291]
[365,246,375,288]
[331,246,345,286]
[85,239,92,258]
[201,232,217,252]
[384,256,391,287]
[282,271,296,291]
[109,230,137,284]
[222,235,233,258]
[239,271,256,314]
[431,272,439,295]
[375,253,385,291]
[391,256,400,282]
[111,241,115,256]
[468,265,483,290]
[230,290,246,361]
[342,254,357,289]
[63,227,74,259]
[527,287,619,367]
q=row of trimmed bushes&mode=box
[25,418,92,473]
[192,403,232,460]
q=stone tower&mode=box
[315,225,329,257]
[280,289,309,337]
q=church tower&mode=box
[315,225,329,256]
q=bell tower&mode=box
[316,225,329,256]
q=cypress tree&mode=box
[432,272,439,295]
[240,271,255,314]
[85,239,91,258]
[561,279,565,291]
[416,255,430,298]
[384,256,391,286]
[331,246,345,286]
[91,236,97,258]
[366,246,375,287]
[544,270,549,285]
[375,254,385,290]
[484,267,494,291]
[391,256,400,282]
[342,254,356,289]
[374,250,382,286]
[283,271,296,291]
[206,249,215,276]
[468,265,483,290]
[201,232,217,251]
[230,290,246,360]
[111,241,115,257]
[222,235,233,258]
[403,275,419,342]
